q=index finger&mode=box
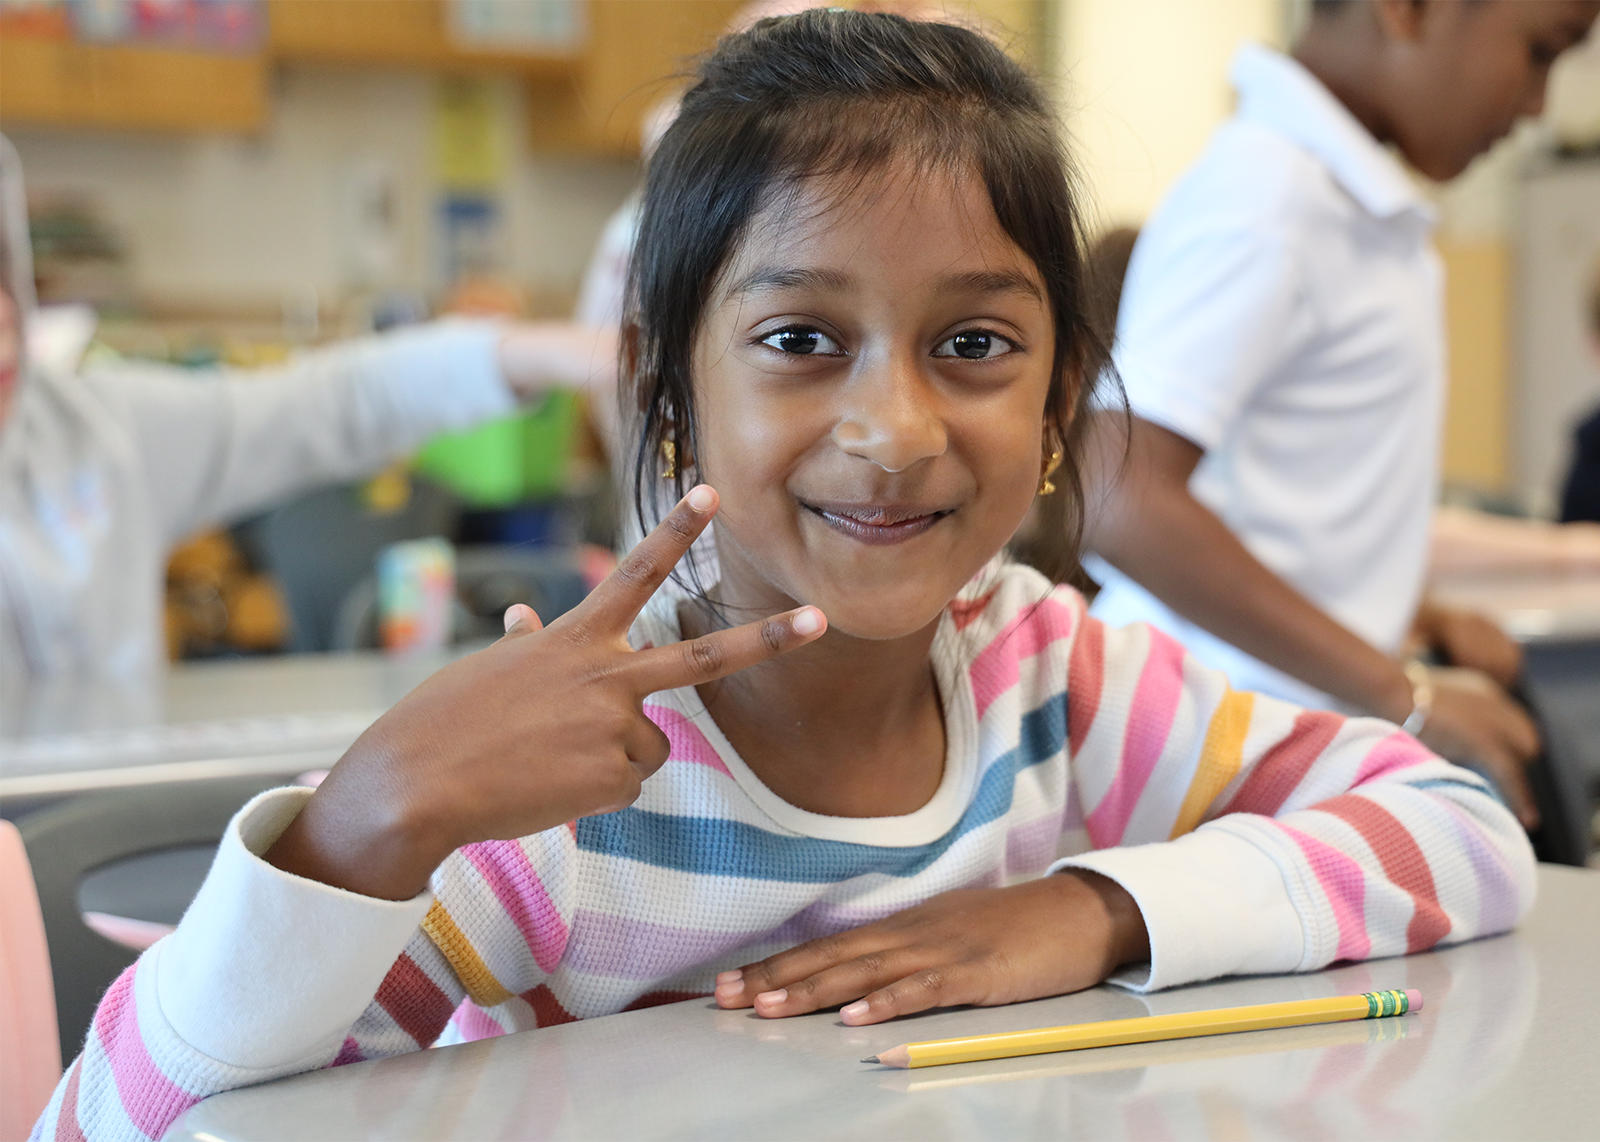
[581,485,719,630]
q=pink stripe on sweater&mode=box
[644,704,733,776]
[52,1058,86,1142]
[1278,823,1371,961]
[968,596,1076,720]
[449,1001,507,1043]
[1085,626,1186,847]
[462,840,569,973]
[1222,710,1343,818]
[1066,616,1105,758]
[1352,731,1434,787]
[94,968,199,1139]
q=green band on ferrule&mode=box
[1362,990,1408,1018]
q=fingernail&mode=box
[755,989,786,1006]
[503,606,522,633]
[715,979,744,997]
[686,485,715,512]
[840,1000,869,1021]
[715,970,742,985]
[792,607,824,636]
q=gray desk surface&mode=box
[168,864,1600,1142]
[0,646,477,800]
[1429,569,1600,643]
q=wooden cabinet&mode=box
[1,0,1044,149]
[0,35,268,133]
[525,0,742,155]
[265,0,577,80]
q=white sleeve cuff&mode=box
[154,787,434,1070]
[1051,827,1305,992]
[367,319,516,436]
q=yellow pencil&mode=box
[863,988,1421,1069]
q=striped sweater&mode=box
[34,562,1536,1141]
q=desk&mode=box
[0,646,476,804]
[167,865,1600,1142]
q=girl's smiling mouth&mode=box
[800,501,955,546]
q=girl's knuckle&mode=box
[855,949,890,977]
[685,637,725,676]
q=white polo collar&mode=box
[1230,42,1435,227]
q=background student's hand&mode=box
[1412,601,1522,690]
[713,871,1149,1026]
[265,486,826,902]
[1416,666,1541,830]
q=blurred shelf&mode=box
[265,0,580,79]
[0,36,268,133]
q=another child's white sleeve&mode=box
[84,320,514,544]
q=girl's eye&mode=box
[760,327,841,355]
[933,331,1015,360]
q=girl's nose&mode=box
[830,354,948,473]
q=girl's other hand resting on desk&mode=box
[264,486,827,902]
[714,871,1150,1026]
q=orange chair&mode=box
[0,819,62,1141]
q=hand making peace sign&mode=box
[265,486,827,901]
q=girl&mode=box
[36,11,1533,1140]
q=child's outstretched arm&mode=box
[718,593,1534,1026]
[33,487,827,1142]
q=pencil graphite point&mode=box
[860,1056,879,1064]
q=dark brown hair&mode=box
[623,8,1112,587]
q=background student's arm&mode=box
[82,320,617,545]
[1083,412,1541,827]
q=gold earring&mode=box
[1038,449,1063,496]
[660,439,677,481]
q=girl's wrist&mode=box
[264,771,454,902]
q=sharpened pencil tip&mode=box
[861,1056,879,1064]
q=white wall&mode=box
[6,66,639,317]
[1051,0,1285,229]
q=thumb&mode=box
[502,603,544,637]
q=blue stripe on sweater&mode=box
[576,695,1067,882]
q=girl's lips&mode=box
[801,502,953,546]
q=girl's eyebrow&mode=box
[727,266,854,297]
[726,266,1042,302]
[940,269,1043,302]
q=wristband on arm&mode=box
[1399,660,1433,736]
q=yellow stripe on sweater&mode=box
[1170,688,1255,839]
[422,900,514,1007]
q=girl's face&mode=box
[691,161,1056,640]
[0,286,18,426]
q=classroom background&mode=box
[2,0,1597,656]
[3,4,1600,1139]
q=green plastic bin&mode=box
[414,390,579,507]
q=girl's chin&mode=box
[802,590,953,643]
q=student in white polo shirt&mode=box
[1084,0,1599,829]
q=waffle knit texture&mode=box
[34,563,1537,1141]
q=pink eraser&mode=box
[1404,989,1423,1012]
